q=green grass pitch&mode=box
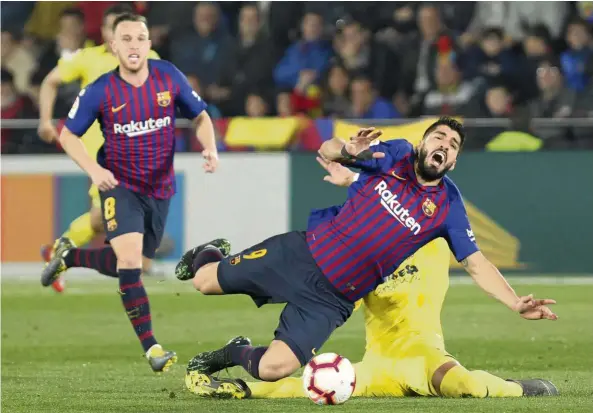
[2,277,592,412]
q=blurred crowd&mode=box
[2,1,593,153]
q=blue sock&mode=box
[64,247,118,277]
[118,268,157,352]
[228,345,268,380]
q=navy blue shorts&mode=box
[217,231,354,366]
[99,186,170,259]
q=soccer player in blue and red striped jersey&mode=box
[175,117,557,392]
[40,13,222,373]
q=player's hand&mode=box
[202,149,218,173]
[344,127,385,160]
[90,166,119,191]
[316,156,356,187]
[513,294,558,321]
[38,120,59,143]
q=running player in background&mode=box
[187,159,557,399]
[176,117,557,386]
[37,4,161,293]
[39,13,218,372]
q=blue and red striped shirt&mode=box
[307,139,479,302]
[65,59,207,199]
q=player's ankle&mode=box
[146,344,162,358]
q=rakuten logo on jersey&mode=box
[375,181,421,235]
[113,117,171,137]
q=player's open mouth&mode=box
[430,151,446,167]
[129,54,139,63]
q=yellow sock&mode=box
[61,212,96,248]
[439,365,523,398]
[469,370,523,398]
[249,377,303,399]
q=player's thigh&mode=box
[216,232,296,303]
[100,187,144,265]
[273,302,339,368]
[142,198,170,259]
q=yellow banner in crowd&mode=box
[225,117,301,150]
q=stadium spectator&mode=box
[529,57,576,144]
[516,24,556,102]
[245,93,270,117]
[1,69,41,154]
[170,2,233,89]
[273,11,331,90]
[0,3,35,34]
[142,2,195,60]
[37,8,93,78]
[561,18,593,92]
[276,92,293,117]
[266,2,305,61]
[374,3,418,48]
[207,4,275,116]
[422,57,481,117]
[76,1,118,44]
[347,75,399,120]
[24,1,78,42]
[274,12,331,117]
[1,31,37,95]
[321,64,351,118]
[463,27,518,84]
[332,18,399,100]
[397,4,457,116]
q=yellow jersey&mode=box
[358,238,451,357]
[57,45,160,158]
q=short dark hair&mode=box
[112,13,148,32]
[567,17,591,32]
[60,7,85,22]
[103,4,134,23]
[482,27,504,41]
[423,116,466,147]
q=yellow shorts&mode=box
[354,335,454,397]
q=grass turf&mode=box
[2,277,592,412]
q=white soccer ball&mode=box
[302,353,356,405]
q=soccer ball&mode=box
[302,353,356,405]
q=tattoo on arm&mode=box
[461,258,469,267]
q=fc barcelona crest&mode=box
[157,91,171,107]
[422,198,437,217]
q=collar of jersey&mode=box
[113,60,154,87]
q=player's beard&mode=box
[415,146,452,182]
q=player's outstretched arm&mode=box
[462,251,558,321]
[194,111,218,173]
[38,67,63,143]
[318,128,385,165]
[316,157,358,187]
